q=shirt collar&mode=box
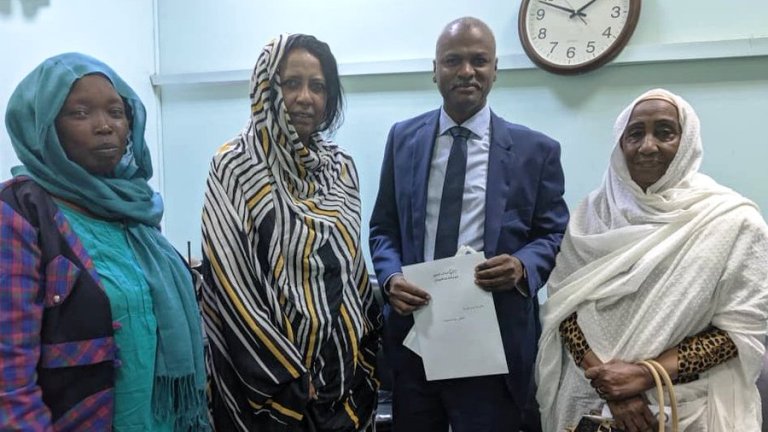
[438,104,491,138]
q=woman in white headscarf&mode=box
[536,89,768,431]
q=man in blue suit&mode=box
[369,17,569,432]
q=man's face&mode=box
[433,25,497,124]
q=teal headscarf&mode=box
[5,53,209,431]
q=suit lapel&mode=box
[484,112,513,255]
[410,112,439,262]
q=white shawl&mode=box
[536,89,768,431]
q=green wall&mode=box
[154,1,768,267]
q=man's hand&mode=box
[309,381,318,401]
[474,254,525,292]
[387,275,430,315]
[584,360,653,401]
[606,395,657,432]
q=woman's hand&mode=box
[584,359,652,400]
[607,395,657,432]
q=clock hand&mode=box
[537,1,586,17]
[563,0,589,24]
[571,0,598,18]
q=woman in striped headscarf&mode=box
[201,35,381,432]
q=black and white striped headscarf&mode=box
[202,34,380,430]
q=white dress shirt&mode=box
[423,105,490,262]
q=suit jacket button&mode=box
[53,294,61,304]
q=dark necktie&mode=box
[434,126,470,259]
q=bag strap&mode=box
[637,360,679,432]
[637,360,666,432]
[646,359,679,432]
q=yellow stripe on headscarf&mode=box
[257,79,270,93]
[248,399,305,422]
[358,272,370,294]
[260,127,270,155]
[251,99,263,114]
[301,199,337,217]
[274,255,284,280]
[270,400,304,421]
[283,313,295,343]
[344,401,360,428]
[206,242,301,378]
[247,184,272,210]
[334,221,355,258]
[202,303,222,328]
[296,162,306,179]
[302,217,319,367]
[340,304,358,367]
[216,141,234,155]
[297,200,355,257]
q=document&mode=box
[402,252,508,381]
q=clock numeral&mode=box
[518,0,639,73]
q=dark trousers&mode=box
[391,350,521,432]
[520,376,543,432]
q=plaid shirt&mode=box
[0,178,116,431]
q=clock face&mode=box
[519,0,641,74]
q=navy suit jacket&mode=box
[369,109,569,408]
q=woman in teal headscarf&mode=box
[0,52,209,431]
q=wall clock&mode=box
[518,0,641,74]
